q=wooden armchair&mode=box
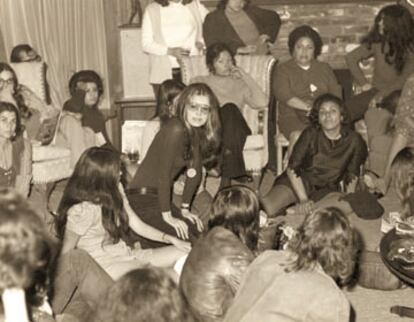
[179,55,276,174]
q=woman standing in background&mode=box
[142,0,208,95]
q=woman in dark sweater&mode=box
[203,0,281,55]
[127,83,221,248]
[261,93,367,217]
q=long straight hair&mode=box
[174,83,222,169]
[55,147,128,242]
[362,4,414,73]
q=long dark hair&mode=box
[55,147,128,243]
[0,101,23,138]
[0,62,31,119]
[362,4,414,73]
[209,185,260,251]
[155,79,185,126]
[175,83,222,169]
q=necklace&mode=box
[0,141,12,170]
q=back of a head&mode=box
[209,185,260,251]
[180,226,254,322]
[288,207,357,285]
[93,267,195,322]
[0,188,56,296]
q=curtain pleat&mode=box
[0,0,110,110]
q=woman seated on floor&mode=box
[273,25,342,157]
[224,207,358,322]
[0,102,31,197]
[192,42,268,187]
[141,79,213,226]
[0,62,59,144]
[202,0,281,55]
[261,93,368,217]
[180,185,259,321]
[126,84,221,248]
[55,147,191,280]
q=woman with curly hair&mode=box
[224,207,357,322]
[261,93,367,217]
[0,188,56,322]
[126,83,221,247]
[273,25,342,154]
[346,4,414,122]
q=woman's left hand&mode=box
[230,66,247,79]
[181,209,204,232]
[168,236,192,252]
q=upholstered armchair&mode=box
[11,62,73,185]
[180,55,276,175]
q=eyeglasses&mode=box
[188,103,210,115]
[0,78,14,86]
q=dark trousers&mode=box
[125,190,200,249]
[219,103,252,178]
[346,88,378,122]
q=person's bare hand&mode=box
[162,213,189,240]
[369,92,383,109]
[168,47,190,59]
[361,83,373,92]
[181,209,204,232]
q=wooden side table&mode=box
[115,97,156,149]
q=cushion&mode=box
[180,227,254,322]
[10,62,46,102]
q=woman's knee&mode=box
[260,184,297,217]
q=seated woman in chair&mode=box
[0,102,31,197]
[0,62,58,144]
[203,0,281,55]
[191,42,268,187]
[261,94,367,217]
[273,25,342,156]
[68,70,112,146]
[56,89,105,168]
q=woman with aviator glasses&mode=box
[126,83,221,247]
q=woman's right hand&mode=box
[162,212,189,240]
[167,47,190,59]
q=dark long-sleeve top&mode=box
[203,5,281,54]
[346,43,414,98]
[288,126,367,189]
[274,59,342,124]
[129,118,202,212]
